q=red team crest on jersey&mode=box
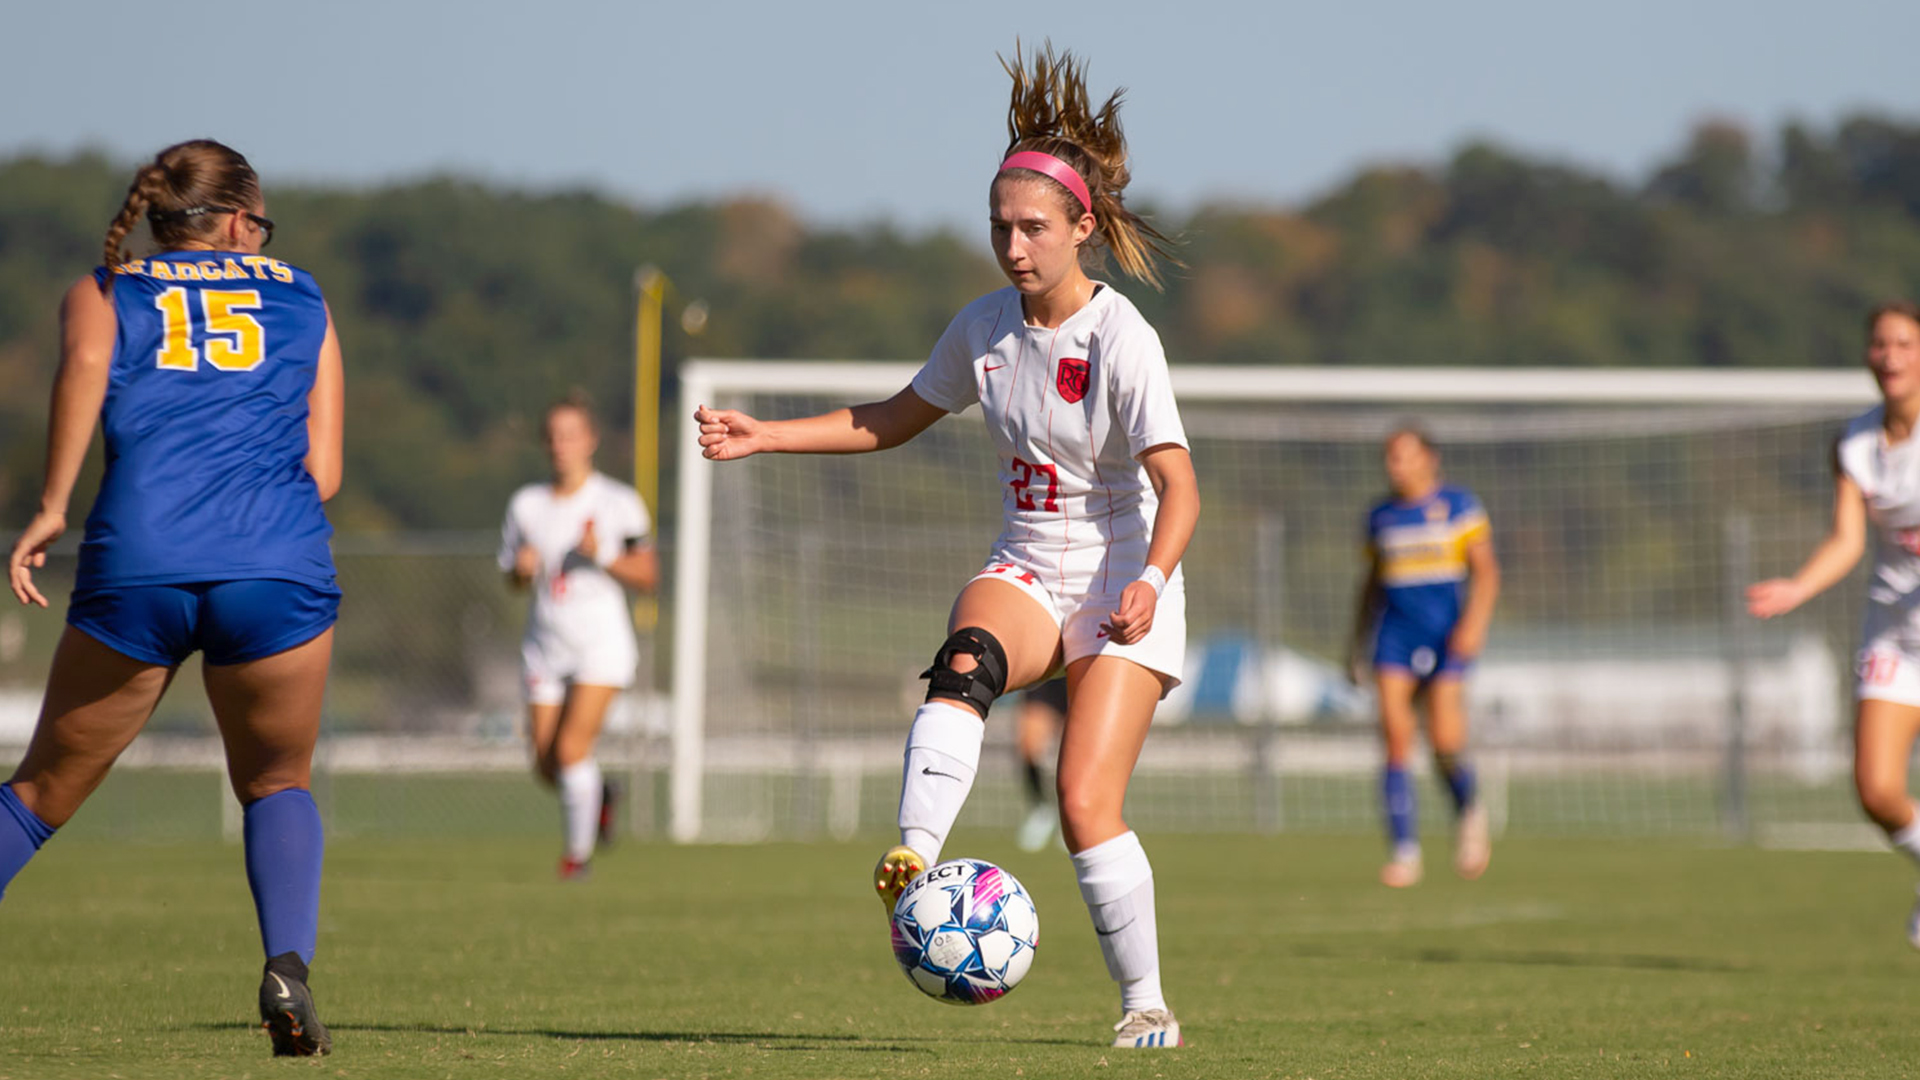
[1056,358,1090,403]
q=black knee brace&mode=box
[921,627,1009,716]
[1434,750,1464,778]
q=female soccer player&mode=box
[696,45,1197,1049]
[1749,302,1920,945]
[3,140,343,1057]
[1347,428,1500,888]
[499,397,658,879]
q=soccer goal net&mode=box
[673,360,1878,847]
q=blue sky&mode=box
[4,0,1914,232]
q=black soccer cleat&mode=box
[259,952,332,1057]
[597,779,619,846]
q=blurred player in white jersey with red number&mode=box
[1749,302,1920,944]
[696,45,1198,1048]
[500,396,657,879]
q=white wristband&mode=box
[1136,565,1167,597]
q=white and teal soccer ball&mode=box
[889,858,1039,1005]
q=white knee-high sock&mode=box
[897,701,986,865]
[1072,830,1166,1012]
[558,759,603,862]
[1890,803,1920,868]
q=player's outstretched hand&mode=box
[8,510,65,608]
[1745,578,1807,619]
[1101,580,1158,645]
[696,405,769,461]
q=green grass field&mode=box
[3,831,1920,1079]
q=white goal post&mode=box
[672,361,1875,844]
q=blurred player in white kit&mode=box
[500,396,657,879]
[1749,302,1920,945]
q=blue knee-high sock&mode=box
[243,788,324,964]
[0,784,55,900]
[1382,765,1417,848]
[1436,754,1477,814]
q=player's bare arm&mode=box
[1103,444,1197,645]
[1346,561,1383,686]
[604,544,659,594]
[305,311,344,502]
[1747,471,1866,618]
[697,386,946,460]
[9,277,116,608]
[507,544,539,589]
[1448,538,1501,659]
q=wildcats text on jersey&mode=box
[113,256,296,283]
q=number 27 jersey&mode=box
[78,252,336,592]
[910,285,1189,599]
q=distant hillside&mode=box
[1,114,1916,529]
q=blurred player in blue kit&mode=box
[1348,427,1500,887]
[3,140,343,1057]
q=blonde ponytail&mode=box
[998,42,1180,289]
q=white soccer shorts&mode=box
[966,559,1186,696]
[1856,609,1920,708]
[521,632,637,706]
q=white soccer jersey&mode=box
[1837,407,1920,704]
[911,284,1190,601]
[497,473,651,691]
[1837,407,1920,617]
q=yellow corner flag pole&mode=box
[632,266,666,633]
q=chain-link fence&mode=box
[0,534,669,841]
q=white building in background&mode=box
[1157,628,1843,774]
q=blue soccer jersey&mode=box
[76,252,336,592]
[1365,484,1490,636]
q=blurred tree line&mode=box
[2,113,1918,531]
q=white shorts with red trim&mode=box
[1856,607,1920,708]
[521,629,637,706]
[967,556,1186,696]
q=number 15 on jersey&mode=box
[154,287,266,372]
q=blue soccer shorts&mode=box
[67,579,340,667]
[1372,617,1472,683]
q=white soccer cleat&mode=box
[1455,804,1491,880]
[1380,844,1422,888]
[1112,1008,1182,1048]
[1015,804,1056,853]
[1906,888,1920,951]
[1382,849,1428,883]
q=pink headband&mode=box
[998,151,1092,214]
